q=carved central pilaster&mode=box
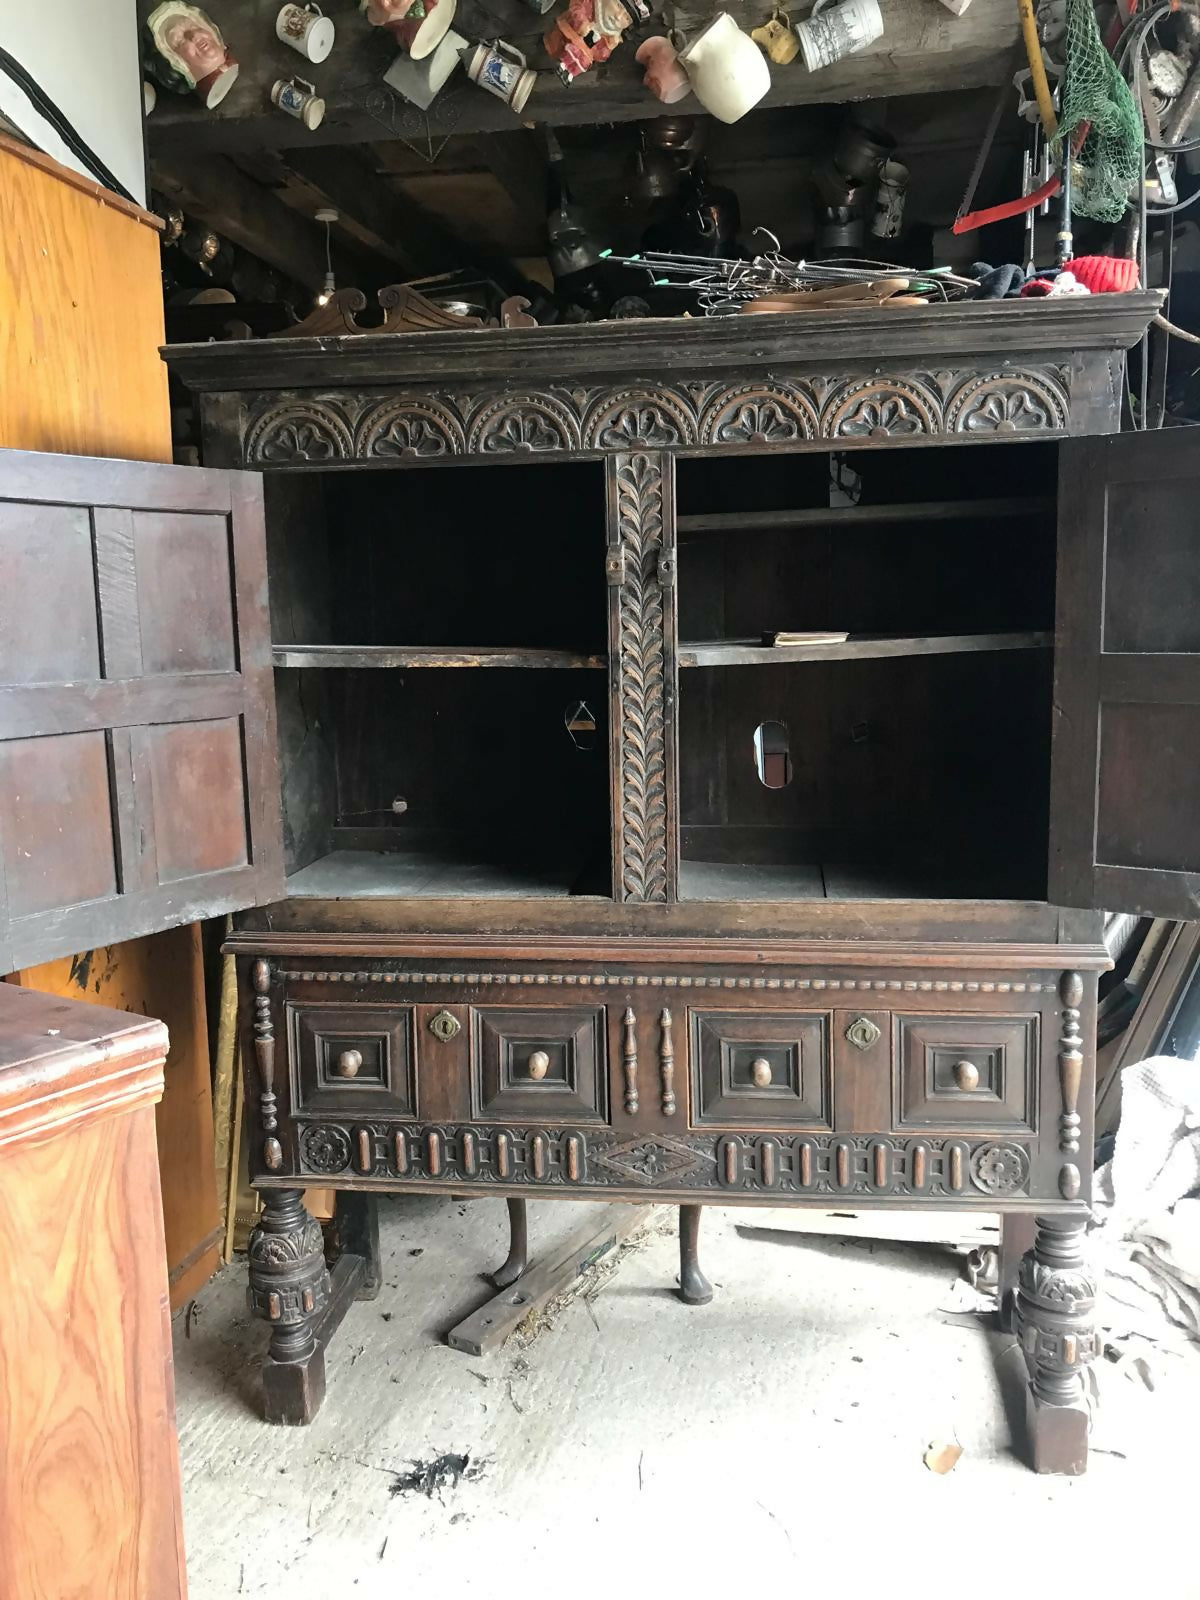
[608,451,675,903]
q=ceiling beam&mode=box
[141,0,1020,153]
[151,154,379,290]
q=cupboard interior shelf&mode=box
[678,632,1053,668]
[676,496,1054,534]
[272,645,606,670]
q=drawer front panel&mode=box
[288,1004,417,1118]
[471,1005,608,1124]
[895,1013,1038,1134]
[690,1009,832,1128]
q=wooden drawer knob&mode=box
[528,1050,551,1080]
[749,1056,773,1087]
[954,1060,980,1091]
[335,1048,363,1078]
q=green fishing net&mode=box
[1057,0,1143,222]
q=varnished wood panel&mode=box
[0,1106,187,1600]
[0,139,169,464]
[12,925,222,1310]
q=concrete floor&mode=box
[175,1198,1199,1600]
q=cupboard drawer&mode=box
[471,1005,608,1124]
[689,1009,832,1128]
[894,1013,1038,1133]
[287,1004,418,1118]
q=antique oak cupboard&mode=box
[0,292,1190,1476]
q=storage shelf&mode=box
[676,496,1053,535]
[273,644,606,670]
[678,631,1053,668]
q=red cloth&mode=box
[1065,255,1140,293]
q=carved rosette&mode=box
[301,1125,352,1174]
[946,370,1069,434]
[583,388,696,450]
[246,1190,330,1331]
[698,383,819,446]
[355,397,466,458]
[245,401,354,463]
[970,1141,1031,1195]
[610,452,671,902]
[1015,1218,1099,1406]
[823,377,940,438]
[466,394,580,455]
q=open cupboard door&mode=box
[1049,428,1200,919]
[0,448,283,972]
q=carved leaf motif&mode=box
[248,1217,324,1264]
[948,371,1069,434]
[615,453,669,903]
[837,393,926,437]
[372,415,452,457]
[598,406,682,449]
[962,388,1051,432]
[483,406,566,453]
[255,416,348,462]
[716,398,804,444]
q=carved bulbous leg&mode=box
[491,1198,528,1289]
[1015,1214,1099,1474]
[678,1204,713,1306]
[247,1189,331,1425]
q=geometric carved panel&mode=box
[288,1004,417,1118]
[895,1013,1037,1133]
[690,1009,832,1127]
[471,1005,608,1123]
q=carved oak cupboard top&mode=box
[165,294,1160,467]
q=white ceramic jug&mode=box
[680,12,770,124]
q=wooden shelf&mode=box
[272,645,606,670]
[678,632,1053,668]
[676,497,1053,535]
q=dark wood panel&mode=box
[1051,430,1200,914]
[0,504,99,684]
[0,447,282,973]
[132,512,238,675]
[139,718,251,883]
[0,733,117,918]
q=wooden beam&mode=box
[469,130,549,255]
[141,0,1020,151]
[282,145,540,292]
[151,154,377,291]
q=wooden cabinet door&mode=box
[1049,428,1200,917]
[0,447,283,971]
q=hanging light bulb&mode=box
[315,207,338,305]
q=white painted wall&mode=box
[0,0,146,204]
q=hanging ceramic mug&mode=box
[751,8,799,65]
[467,40,537,114]
[276,3,335,63]
[679,13,770,125]
[796,0,883,73]
[271,76,326,129]
[636,36,691,105]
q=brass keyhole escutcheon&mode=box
[334,1048,362,1078]
[527,1049,551,1080]
[749,1056,773,1087]
[954,1060,980,1091]
[429,1010,461,1043]
[845,1016,881,1051]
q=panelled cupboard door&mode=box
[0,447,283,972]
[1050,428,1200,919]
